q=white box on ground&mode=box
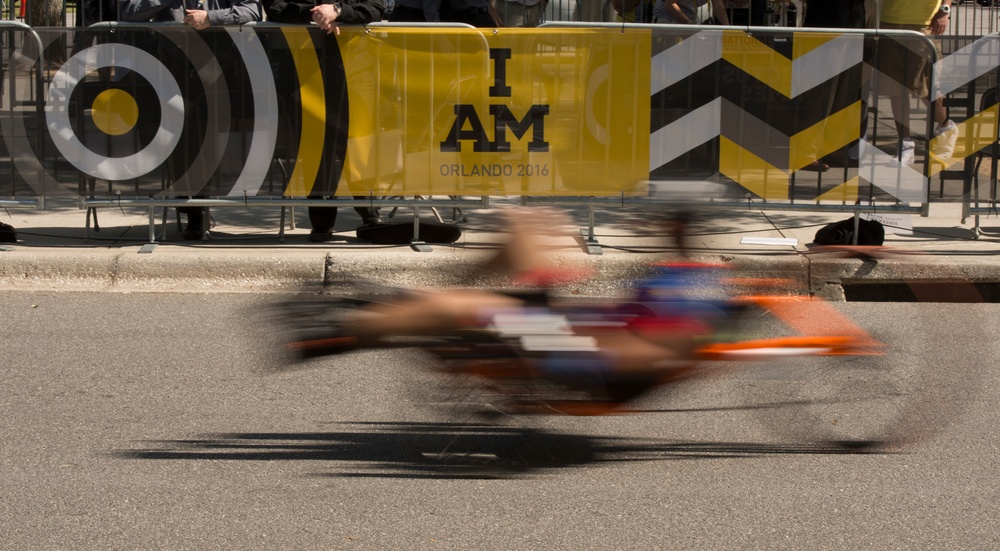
[740,237,798,246]
[861,213,913,235]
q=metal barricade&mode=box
[8,20,1000,246]
[947,2,1000,38]
[540,23,941,216]
[0,20,43,209]
[941,32,1000,235]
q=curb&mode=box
[3,199,1000,299]
[4,245,1000,299]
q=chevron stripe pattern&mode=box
[10,26,1000,205]
[651,29,868,201]
[649,29,1000,204]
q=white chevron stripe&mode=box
[791,33,864,97]
[933,34,1000,101]
[650,30,723,95]
[867,66,922,133]
[650,98,721,170]
[652,31,864,99]
[856,140,927,203]
[227,28,280,198]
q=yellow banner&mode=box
[340,27,652,197]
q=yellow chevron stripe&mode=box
[722,31,792,97]
[720,136,789,200]
[791,32,841,59]
[282,28,325,197]
[814,176,860,203]
[789,101,862,171]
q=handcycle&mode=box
[270,243,978,453]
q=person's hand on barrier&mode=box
[311,4,342,34]
[184,9,210,29]
[664,1,692,23]
[930,7,950,36]
[709,0,729,25]
[489,0,503,26]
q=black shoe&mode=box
[182,208,207,241]
[182,223,206,241]
[361,215,383,228]
[308,229,333,242]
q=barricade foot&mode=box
[410,239,432,252]
[84,207,100,242]
[580,228,602,256]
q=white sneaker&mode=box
[898,138,915,165]
[931,120,959,164]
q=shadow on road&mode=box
[116,421,893,479]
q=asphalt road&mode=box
[2,291,998,549]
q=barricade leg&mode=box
[581,205,602,255]
[410,204,431,252]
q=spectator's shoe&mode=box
[182,208,208,241]
[182,228,205,240]
[931,120,959,165]
[802,160,829,172]
[182,221,206,241]
[361,213,383,227]
[898,139,916,166]
[308,229,333,242]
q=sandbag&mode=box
[814,217,884,246]
[0,221,17,243]
[356,219,462,245]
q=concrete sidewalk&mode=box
[2,196,999,298]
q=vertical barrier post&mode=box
[411,204,431,252]
[583,204,602,255]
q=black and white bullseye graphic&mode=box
[46,43,184,181]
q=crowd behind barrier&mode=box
[12,0,1000,35]
[2,13,1000,243]
[6,0,795,27]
